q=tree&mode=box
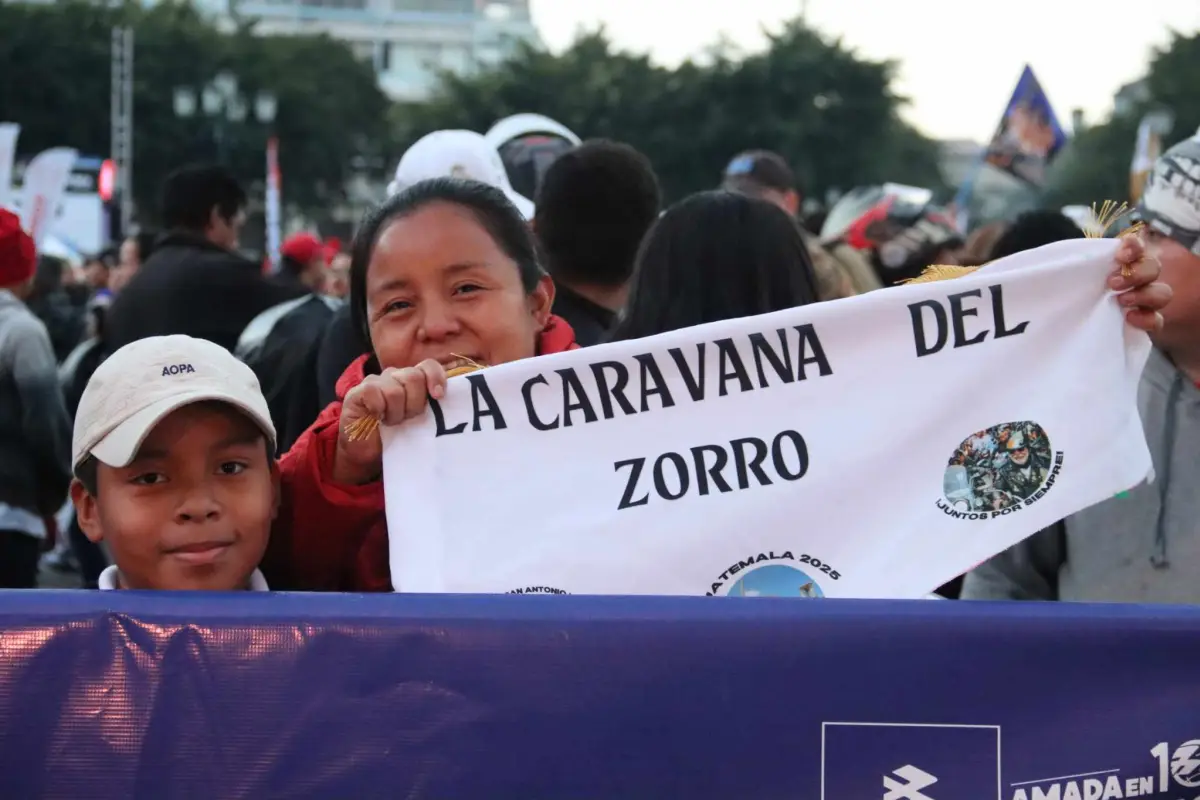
[0,1,390,223]
[394,21,946,204]
[1045,31,1200,207]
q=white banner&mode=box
[19,147,77,248]
[382,240,1153,599]
[0,123,18,210]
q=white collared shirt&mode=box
[97,566,270,591]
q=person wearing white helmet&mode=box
[386,129,533,219]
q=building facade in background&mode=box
[222,0,540,101]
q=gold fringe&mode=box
[899,265,981,285]
[1084,200,1137,239]
[446,353,486,378]
[344,415,380,443]
[1118,220,1145,240]
[343,355,488,442]
[899,199,1144,287]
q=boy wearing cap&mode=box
[0,209,73,587]
[71,335,279,591]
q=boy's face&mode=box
[72,402,278,590]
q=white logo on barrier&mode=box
[1171,739,1200,788]
[884,764,939,800]
[1010,736,1200,799]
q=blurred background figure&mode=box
[822,185,963,287]
[0,209,72,588]
[959,221,1010,267]
[721,150,866,300]
[109,230,157,295]
[105,164,302,354]
[611,190,819,341]
[987,210,1084,260]
[26,255,87,363]
[79,249,114,300]
[272,232,336,294]
[324,252,350,299]
[533,139,661,346]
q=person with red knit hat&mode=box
[0,209,73,587]
[271,232,335,295]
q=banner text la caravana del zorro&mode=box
[381,239,1153,598]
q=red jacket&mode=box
[263,315,579,591]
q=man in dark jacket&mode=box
[0,210,73,587]
[105,164,305,353]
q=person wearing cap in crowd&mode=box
[0,209,73,587]
[962,134,1199,604]
[270,232,336,295]
[386,129,535,218]
[106,164,305,355]
[533,139,661,346]
[70,335,278,591]
[721,150,875,299]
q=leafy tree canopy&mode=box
[396,22,946,204]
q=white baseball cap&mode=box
[72,335,276,470]
[386,129,535,219]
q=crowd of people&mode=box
[0,115,1194,604]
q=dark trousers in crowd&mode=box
[0,530,40,588]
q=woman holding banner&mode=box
[263,178,1168,594]
[263,178,577,591]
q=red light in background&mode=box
[98,159,116,202]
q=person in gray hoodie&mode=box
[0,210,73,587]
[962,135,1200,603]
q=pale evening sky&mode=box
[527,0,1200,142]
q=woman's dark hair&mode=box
[989,210,1084,260]
[609,191,820,342]
[349,177,544,349]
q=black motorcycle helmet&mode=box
[485,114,581,209]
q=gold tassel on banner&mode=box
[901,199,1144,286]
[899,265,981,285]
[343,355,488,443]
[1085,200,1143,240]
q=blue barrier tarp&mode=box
[0,591,1198,799]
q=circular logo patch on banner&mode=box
[726,563,825,598]
[707,552,839,597]
[940,421,1064,520]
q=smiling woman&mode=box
[264,178,579,591]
